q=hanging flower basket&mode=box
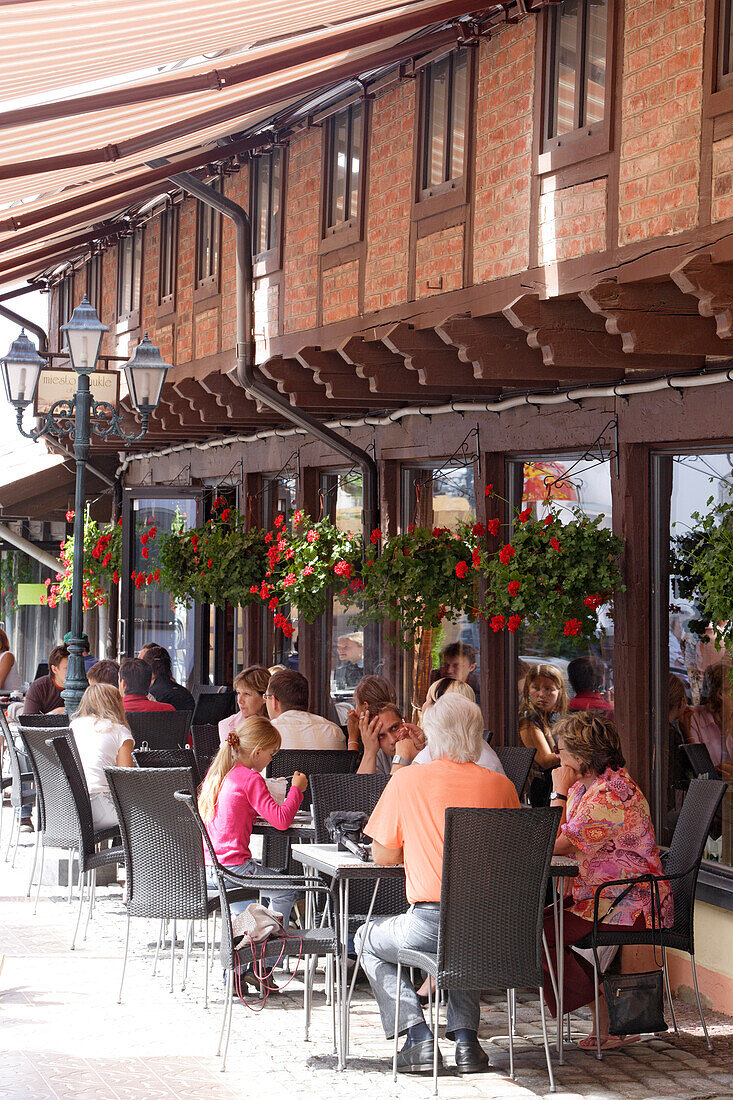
[156,499,268,608]
[261,512,364,636]
[350,522,483,648]
[41,513,122,610]
[478,502,624,644]
[671,494,733,657]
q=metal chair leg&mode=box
[204,918,209,1009]
[33,846,44,915]
[67,848,74,903]
[304,953,313,1040]
[538,987,556,1094]
[83,869,96,942]
[152,919,164,977]
[593,963,602,1061]
[118,914,131,1003]
[221,967,234,1072]
[432,979,440,1097]
[70,870,87,950]
[170,919,177,993]
[210,910,217,970]
[4,806,16,861]
[26,828,39,898]
[690,953,713,1052]
[10,811,21,868]
[507,990,515,1080]
[661,947,679,1035]
[217,970,230,1056]
[392,961,402,1081]
[182,919,192,991]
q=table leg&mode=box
[338,877,349,1070]
[345,879,380,1053]
[557,877,565,1064]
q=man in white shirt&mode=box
[266,670,345,750]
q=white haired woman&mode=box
[355,694,519,1076]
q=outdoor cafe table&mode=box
[251,810,315,841]
[291,842,578,1070]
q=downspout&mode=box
[166,169,380,539]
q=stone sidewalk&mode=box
[1,807,733,1100]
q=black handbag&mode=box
[325,810,371,860]
[594,878,668,1037]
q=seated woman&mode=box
[519,662,567,804]
[685,662,733,775]
[199,715,308,926]
[218,665,270,743]
[71,683,134,829]
[0,627,21,693]
[412,679,504,775]
[543,712,672,1051]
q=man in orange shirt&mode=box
[355,695,519,1076]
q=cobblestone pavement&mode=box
[2,808,733,1100]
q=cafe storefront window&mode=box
[321,470,363,725]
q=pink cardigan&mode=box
[206,763,303,866]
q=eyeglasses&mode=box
[263,692,274,700]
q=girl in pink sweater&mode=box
[198,715,308,924]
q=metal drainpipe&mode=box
[167,169,380,540]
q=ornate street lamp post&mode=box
[1,297,170,712]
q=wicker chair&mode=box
[20,726,118,912]
[18,713,70,728]
[190,723,220,779]
[175,790,338,1069]
[126,709,192,751]
[393,806,561,1095]
[0,708,34,867]
[680,742,717,779]
[133,747,201,789]
[495,744,536,799]
[577,777,727,1059]
[482,729,494,745]
[47,736,125,949]
[105,765,252,1007]
[191,690,236,728]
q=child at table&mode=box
[198,715,308,925]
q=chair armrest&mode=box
[210,867,334,901]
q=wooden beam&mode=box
[671,252,733,340]
[382,323,482,388]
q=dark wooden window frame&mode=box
[320,99,368,255]
[536,0,615,177]
[195,179,222,297]
[705,0,733,121]
[157,205,178,316]
[116,229,143,330]
[86,253,103,316]
[57,273,74,351]
[413,45,475,221]
[251,147,286,277]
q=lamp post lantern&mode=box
[0,297,171,712]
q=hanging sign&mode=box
[34,368,120,415]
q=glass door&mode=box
[120,488,205,687]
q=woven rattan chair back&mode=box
[190,724,219,779]
[266,749,358,811]
[437,806,560,992]
[20,727,84,848]
[310,772,407,918]
[125,710,192,751]
[1,710,35,817]
[133,747,200,788]
[662,777,727,952]
[680,742,717,779]
[191,690,236,727]
[105,766,207,921]
[483,729,494,745]
[47,736,97,869]
[495,745,536,798]
[19,713,70,727]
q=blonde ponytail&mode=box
[197,715,281,822]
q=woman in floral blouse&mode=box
[543,711,671,1050]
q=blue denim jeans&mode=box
[354,904,482,1040]
[206,858,299,925]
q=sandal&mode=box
[578,1034,641,1051]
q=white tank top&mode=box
[0,653,22,692]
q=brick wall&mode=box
[322,261,360,324]
[363,81,414,314]
[415,224,464,297]
[222,171,247,351]
[283,130,321,333]
[712,136,733,223]
[473,22,534,283]
[618,0,704,245]
[538,179,607,265]
[176,197,195,363]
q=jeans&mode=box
[354,904,482,1040]
[206,858,299,925]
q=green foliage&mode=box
[0,549,34,616]
[43,514,121,609]
[672,494,733,654]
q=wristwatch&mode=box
[550,791,567,801]
[392,754,405,766]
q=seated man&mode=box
[22,644,69,714]
[87,659,120,687]
[430,642,480,703]
[118,657,175,712]
[63,630,97,673]
[266,669,344,749]
[567,656,613,713]
[355,694,519,1076]
[141,644,195,711]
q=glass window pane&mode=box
[551,1,579,138]
[584,0,607,126]
[255,155,271,255]
[328,472,364,720]
[425,56,449,187]
[348,104,362,222]
[329,112,349,226]
[132,230,142,312]
[270,148,281,251]
[449,52,467,180]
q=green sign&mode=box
[17,583,48,606]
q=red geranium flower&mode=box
[153,570,161,582]
[507,614,522,633]
[221,508,231,522]
[549,537,561,553]
[274,514,285,528]
[282,622,295,638]
[65,510,74,522]
[92,547,101,559]
[484,484,493,497]
[113,571,119,584]
[371,528,382,544]
[508,580,520,597]
[544,514,554,526]
[141,533,148,546]
[141,548,149,560]
[260,583,270,600]
[472,548,481,568]
[455,561,469,579]
[499,544,515,564]
[584,594,602,610]
[306,530,318,544]
[487,518,500,537]
[564,618,582,636]
[283,573,296,587]
[334,561,352,578]
[249,585,259,594]
[269,597,278,610]
[490,614,505,632]
[519,508,532,523]
[102,553,111,568]
[207,558,213,569]
[293,510,303,526]
[302,565,314,576]
[265,532,273,543]
[472,522,486,537]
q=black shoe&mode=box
[20,817,34,833]
[454,1039,490,1074]
[396,1038,442,1075]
